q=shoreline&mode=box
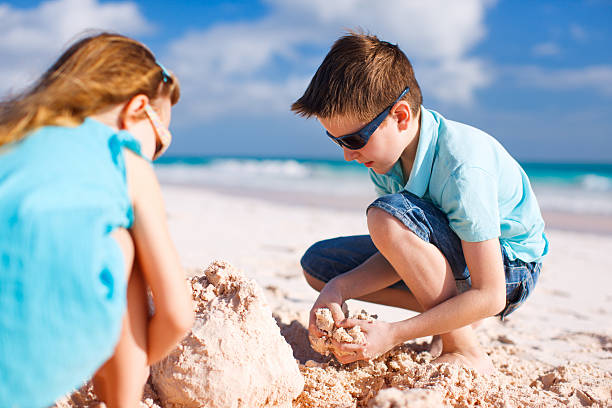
[160,181,612,236]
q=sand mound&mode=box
[150,260,304,408]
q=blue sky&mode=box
[1,0,611,162]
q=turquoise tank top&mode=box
[0,118,144,407]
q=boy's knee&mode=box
[300,240,328,276]
[367,207,400,239]
[367,206,423,250]
[301,240,336,292]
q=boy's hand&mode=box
[308,280,345,339]
[331,319,397,364]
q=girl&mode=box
[0,33,195,407]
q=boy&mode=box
[291,32,548,374]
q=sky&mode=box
[1,0,611,163]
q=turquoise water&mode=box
[155,156,612,215]
[521,162,612,188]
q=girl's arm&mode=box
[125,151,195,365]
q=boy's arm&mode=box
[333,251,402,299]
[384,164,505,334]
[394,238,506,337]
[336,238,506,362]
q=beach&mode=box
[158,182,612,407]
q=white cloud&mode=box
[511,65,612,95]
[268,0,493,60]
[569,23,588,42]
[417,59,493,105]
[0,0,152,96]
[167,0,497,121]
[532,42,561,57]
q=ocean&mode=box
[155,157,612,217]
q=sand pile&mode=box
[272,313,612,408]
[150,260,304,408]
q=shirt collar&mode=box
[404,106,439,197]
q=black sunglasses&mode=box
[326,87,410,150]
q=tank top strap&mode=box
[114,130,150,163]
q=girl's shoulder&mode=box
[27,118,142,150]
[1,118,147,189]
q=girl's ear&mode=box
[118,94,150,130]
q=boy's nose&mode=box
[343,147,359,162]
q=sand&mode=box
[53,184,612,407]
[278,311,612,407]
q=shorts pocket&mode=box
[498,253,542,320]
[499,280,527,320]
[499,262,530,320]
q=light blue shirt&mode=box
[370,107,549,262]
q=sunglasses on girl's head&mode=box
[326,87,410,150]
[144,104,172,161]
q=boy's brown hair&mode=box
[291,31,422,122]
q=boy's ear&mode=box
[393,100,412,131]
[119,94,150,129]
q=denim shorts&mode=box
[301,191,541,320]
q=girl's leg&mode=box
[92,228,149,408]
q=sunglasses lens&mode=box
[340,134,368,150]
[326,130,368,150]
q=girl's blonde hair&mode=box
[0,32,180,146]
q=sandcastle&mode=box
[309,307,374,357]
[150,260,304,408]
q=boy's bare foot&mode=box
[471,318,485,330]
[429,335,443,358]
[433,350,496,375]
[429,320,484,359]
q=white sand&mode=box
[55,184,612,407]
